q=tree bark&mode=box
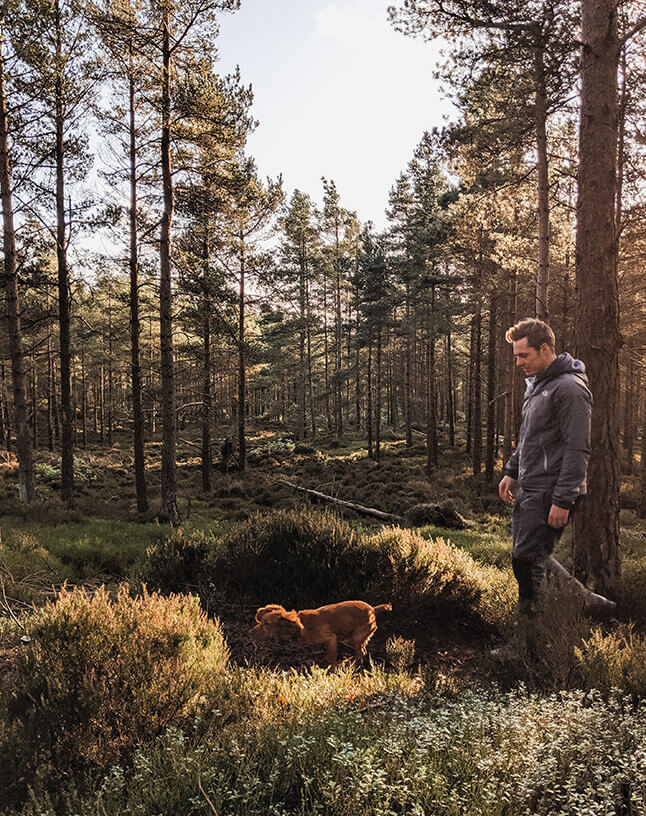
[485,291,498,483]
[237,235,246,474]
[573,0,621,596]
[0,25,34,500]
[54,0,74,507]
[128,49,148,513]
[159,11,179,524]
[426,284,438,472]
[534,33,550,319]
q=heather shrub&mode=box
[141,527,216,595]
[575,624,646,698]
[0,585,229,807]
[364,527,516,630]
[203,507,376,608]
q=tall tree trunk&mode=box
[297,237,306,440]
[47,334,54,451]
[323,272,331,431]
[405,281,412,447]
[446,322,455,449]
[238,237,246,474]
[159,12,179,524]
[334,223,343,438]
[534,32,550,319]
[485,291,498,483]
[107,292,113,445]
[573,0,621,596]
[54,0,74,506]
[640,377,646,518]
[128,50,148,513]
[466,314,475,454]
[0,28,34,500]
[623,353,634,473]
[426,284,437,472]
[503,268,517,466]
[366,338,373,459]
[472,301,482,476]
[306,278,316,437]
[376,322,382,461]
[81,348,87,449]
[202,305,212,492]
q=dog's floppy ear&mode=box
[276,610,301,637]
[255,604,285,623]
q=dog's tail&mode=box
[373,603,392,615]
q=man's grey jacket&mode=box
[504,353,592,510]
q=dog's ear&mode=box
[276,613,301,637]
[255,604,285,623]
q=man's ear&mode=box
[255,604,284,623]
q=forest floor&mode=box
[0,426,644,688]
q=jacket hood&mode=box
[537,353,588,386]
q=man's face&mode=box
[512,337,554,377]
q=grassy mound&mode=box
[0,585,229,807]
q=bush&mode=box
[141,527,216,595]
[365,527,515,630]
[0,585,229,807]
[206,507,376,609]
[575,624,646,698]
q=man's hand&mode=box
[498,475,516,504]
[548,505,569,529]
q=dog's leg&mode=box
[324,636,338,669]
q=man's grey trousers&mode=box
[512,488,565,614]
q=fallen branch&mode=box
[280,480,402,523]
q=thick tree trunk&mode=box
[334,223,343,438]
[202,308,212,492]
[55,0,74,507]
[0,28,34,501]
[573,0,621,596]
[159,14,179,524]
[128,54,148,513]
[466,314,475,454]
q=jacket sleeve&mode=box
[504,446,520,479]
[552,379,592,509]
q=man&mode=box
[494,318,611,658]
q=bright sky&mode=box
[215,0,453,229]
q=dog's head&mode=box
[250,604,303,641]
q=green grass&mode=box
[0,516,167,579]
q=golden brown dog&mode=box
[250,600,392,669]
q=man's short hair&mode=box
[505,318,555,352]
